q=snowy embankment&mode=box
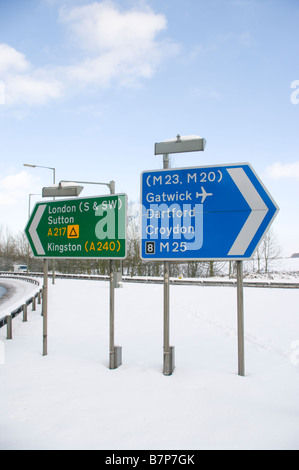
[0,267,298,450]
[0,278,42,317]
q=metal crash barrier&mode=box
[0,276,42,340]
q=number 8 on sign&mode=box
[145,241,155,255]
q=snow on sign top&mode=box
[155,135,206,155]
[163,135,204,142]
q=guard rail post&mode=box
[6,315,12,340]
[23,304,28,322]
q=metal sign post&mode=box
[42,259,48,356]
[162,154,175,376]
[108,185,122,370]
[237,261,245,376]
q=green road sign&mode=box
[25,194,127,259]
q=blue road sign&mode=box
[141,163,279,260]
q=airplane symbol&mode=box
[196,186,213,203]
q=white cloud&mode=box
[59,1,178,87]
[0,171,36,191]
[0,43,63,106]
[0,171,42,233]
[265,162,299,181]
[0,44,29,75]
[60,2,167,52]
[0,171,40,206]
[6,72,63,106]
[0,2,178,107]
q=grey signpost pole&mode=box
[110,257,115,368]
[109,180,115,369]
[163,154,174,376]
[237,260,245,376]
[154,135,206,376]
[109,181,122,370]
[42,259,48,356]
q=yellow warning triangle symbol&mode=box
[69,227,77,237]
[67,225,79,239]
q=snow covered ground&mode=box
[0,262,299,450]
[0,278,42,317]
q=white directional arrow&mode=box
[28,204,47,256]
[227,168,268,256]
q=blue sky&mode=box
[0,0,299,256]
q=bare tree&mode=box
[253,228,281,273]
[262,228,281,272]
